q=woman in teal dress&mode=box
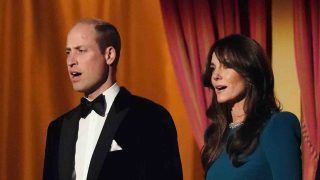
[201,34,302,180]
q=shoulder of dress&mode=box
[267,111,300,127]
[261,111,301,141]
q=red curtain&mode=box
[160,0,214,149]
[160,0,271,148]
[293,0,320,179]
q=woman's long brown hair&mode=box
[201,34,280,172]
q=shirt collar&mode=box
[102,83,120,115]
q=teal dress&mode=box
[206,112,302,180]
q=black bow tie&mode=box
[80,94,106,118]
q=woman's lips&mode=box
[215,85,227,93]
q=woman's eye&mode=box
[209,65,215,71]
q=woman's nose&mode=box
[212,69,222,80]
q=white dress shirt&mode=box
[75,83,120,180]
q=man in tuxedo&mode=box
[43,18,183,180]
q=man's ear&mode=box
[104,46,116,65]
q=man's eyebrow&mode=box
[74,46,82,50]
[65,46,82,51]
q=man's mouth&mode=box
[70,71,82,82]
[70,71,82,77]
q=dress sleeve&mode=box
[261,112,302,180]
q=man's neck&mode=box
[85,80,116,101]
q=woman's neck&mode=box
[230,98,246,123]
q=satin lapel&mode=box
[58,106,81,180]
[87,88,130,180]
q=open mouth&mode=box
[215,85,227,92]
[71,72,82,77]
[70,71,82,81]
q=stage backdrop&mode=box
[0,0,301,180]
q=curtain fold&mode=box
[160,0,214,149]
[293,0,320,179]
[160,0,271,148]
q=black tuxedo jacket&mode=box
[43,87,183,180]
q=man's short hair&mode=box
[76,18,121,62]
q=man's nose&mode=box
[67,53,78,67]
